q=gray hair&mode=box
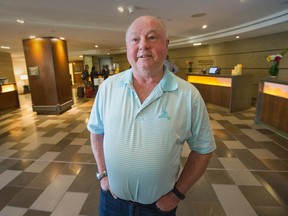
[125,16,168,42]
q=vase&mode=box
[268,61,279,77]
[269,75,278,79]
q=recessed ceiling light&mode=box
[16,19,24,24]
[107,53,110,55]
[117,7,124,13]
[95,45,98,48]
[79,55,83,58]
[0,46,10,49]
[128,6,135,13]
[236,36,240,39]
[191,13,206,18]
[193,43,202,46]
[202,25,208,29]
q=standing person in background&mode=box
[81,64,89,87]
[88,15,216,216]
[90,64,98,92]
[164,55,179,74]
[101,65,110,80]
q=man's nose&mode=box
[139,38,149,50]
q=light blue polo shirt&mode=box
[87,68,216,204]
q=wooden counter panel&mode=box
[193,83,231,107]
[0,90,20,111]
[260,94,288,133]
[188,74,252,112]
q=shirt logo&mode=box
[158,109,170,120]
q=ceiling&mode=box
[0,0,288,62]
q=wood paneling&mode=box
[193,83,231,107]
[260,94,288,133]
[51,39,72,104]
[0,83,20,111]
[22,37,73,114]
[256,80,288,133]
[188,75,252,112]
[72,61,83,84]
[74,73,82,84]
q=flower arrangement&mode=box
[266,48,288,77]
[186,60,193,72]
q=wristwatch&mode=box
[96,170,107,181]
[172,186,186,200]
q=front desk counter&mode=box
[0,83,20,112]
[255,79,288,133]
[187,74,253,112]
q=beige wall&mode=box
[1,31,288,97]
[111,31,288,100]
[0,52,28,94]
[111,53,130,71]
[12,59,28,94]
[0,52,15,83]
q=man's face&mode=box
[126,16,169,72]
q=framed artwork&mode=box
[28,66,39,76]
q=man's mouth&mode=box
[137,54,152,58]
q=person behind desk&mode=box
[164,55,178,74]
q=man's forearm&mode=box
[175,151,213,194]
[90,133,106,172]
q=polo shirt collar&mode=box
[120,68,178,92]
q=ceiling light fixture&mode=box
[193,43,202,46]
[16,19,25,24]
[236,36,240,39]
[95,45,98,48]
[191,13,206,18]
[128,6,135,13]
[0,46,10,49]
[202,25,208,29]
[117,6,124,13]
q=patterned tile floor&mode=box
[0,90,287,216]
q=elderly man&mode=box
[87,15,216,216]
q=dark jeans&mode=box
[99,189,177,216]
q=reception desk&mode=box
[255,79,288,133]
[0,83,20,112]
[187,74,252,112]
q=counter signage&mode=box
[197,59,214,66]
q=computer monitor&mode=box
[208,67,220,74]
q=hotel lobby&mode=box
[1,1,288,216]
[0,90,287,216]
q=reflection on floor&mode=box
[0,92,287,216]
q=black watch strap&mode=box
[172,186,185,200]
[96,170,107,181]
